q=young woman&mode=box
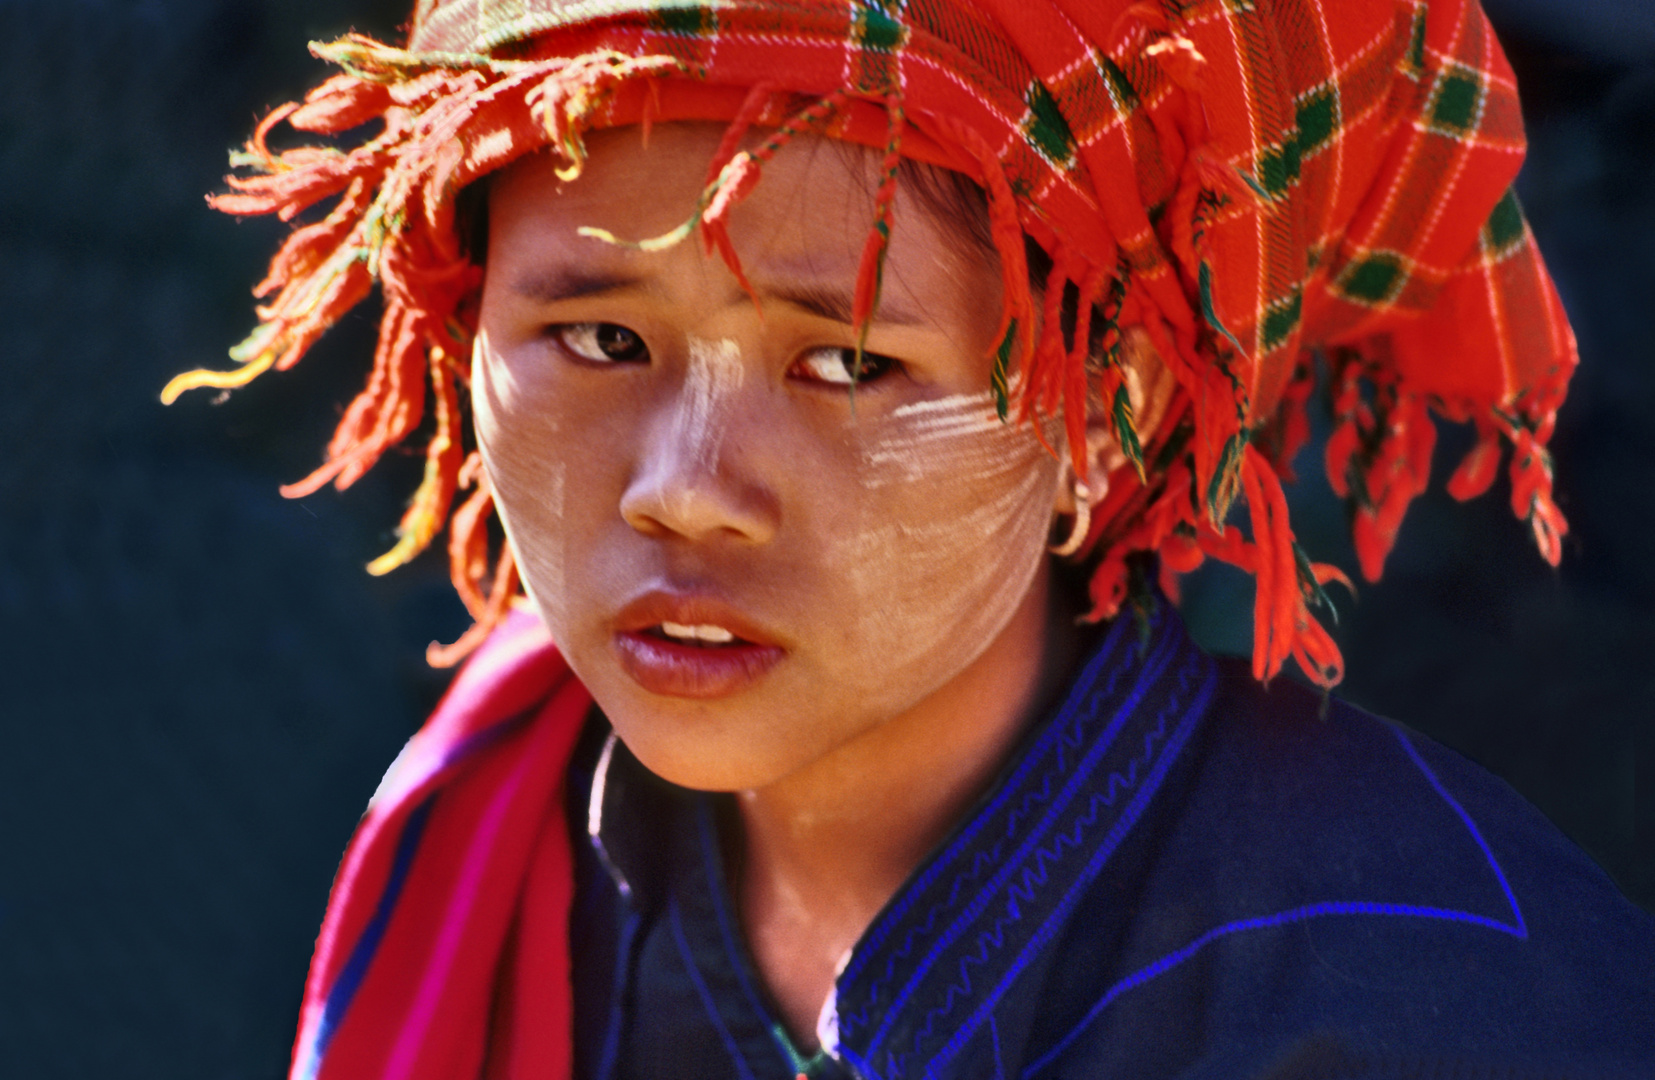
[167,0,1655,1076]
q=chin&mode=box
[592,681,804,790]
[607,714,797,793]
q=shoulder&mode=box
[1026,659,1655,1079]
[1191,660,1648,958]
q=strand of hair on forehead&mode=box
[586,88,852,306]
[558,81,783,296]
[692,81,783,304]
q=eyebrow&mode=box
[506,268,649,304]
[768,282,930,328]
[507,266,933,329]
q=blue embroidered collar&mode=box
[586,601,1220,1078]
[569,599,1655,1080]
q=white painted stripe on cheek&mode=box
[859,391,1032,487]
[678,335,745,473]
[473,330,567,624]
[833,383,1062,709]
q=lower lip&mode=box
[614,632,785,698]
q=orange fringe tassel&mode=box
[164,30,1563,686]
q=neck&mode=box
[734,564,1079,1050]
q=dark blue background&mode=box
[0,1,1649,1075]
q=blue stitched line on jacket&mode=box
[837,635,1140,1043]
[300,796,434,1080]
[836,616,1142,1043]
[904,681,1185,1069]
[841,611,1138,993]
[1390,726,1529,938]
[921,659,1215,1079]
[1020,898,1527,1077]
[837,1042,885,1080]
[668,895,759,1080]
[1018,720,1530,1078]
[594,907,640,1080]
[862,627,1184,1062]
[839,680,1116,1043]
[861,624,1185,1061]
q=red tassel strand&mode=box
[164,25,1568,686]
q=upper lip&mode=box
[612,588,783,648]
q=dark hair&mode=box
[456,172,493,265]
[896,156,995,256]
[897,155,1092,358]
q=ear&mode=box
[1053,324,1178,515]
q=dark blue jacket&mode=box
[566,604,1655,1079]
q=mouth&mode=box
[612,595,786,699]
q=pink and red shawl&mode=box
[289,609,589,1080]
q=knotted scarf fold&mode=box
[209,7,1582,1074]
[166,0,1574,689]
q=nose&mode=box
[618,336,780,545]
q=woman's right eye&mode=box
[790,346,900,386]
[553,322,649,364]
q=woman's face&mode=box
[475,123,1065,791]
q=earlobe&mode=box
[1049,470,1101,558]
[1048,322,1173,560]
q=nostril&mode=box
[619,464,779,545]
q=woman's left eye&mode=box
[790,346,900,386]
[553,322,649,364]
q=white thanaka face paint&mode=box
[609,332,764,545]
[856,392,1017,486]
[474,123,1074,793]
[472,329,568,627]
[830,391,1061,718]
[675,335,744,473]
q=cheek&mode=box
[828,393,1060,707]
[472,332,575,627]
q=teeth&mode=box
[660,621,736,644]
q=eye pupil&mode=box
[793,347,895,385]
[847,351,886,380]
[596,324,644,361]
[555,322,649,365]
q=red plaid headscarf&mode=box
[165,0,1572,684]
[187,4,1578,1078]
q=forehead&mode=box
[484,122,995,314]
